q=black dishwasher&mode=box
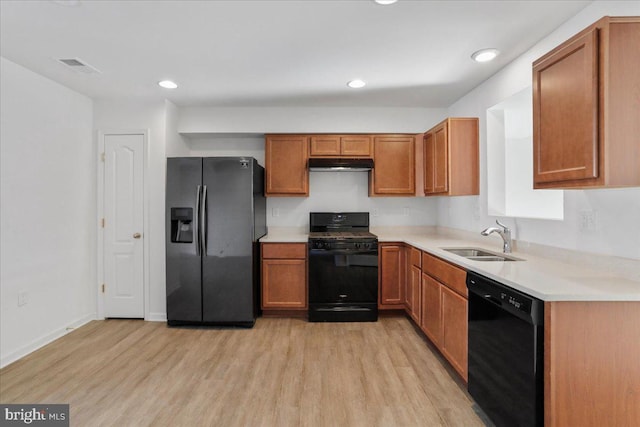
[467,271,544,427]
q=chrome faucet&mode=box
[481,220,512,253]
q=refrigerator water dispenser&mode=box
[171,207,193,243]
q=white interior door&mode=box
[104,134,144,318]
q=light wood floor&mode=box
[0,316,485,427]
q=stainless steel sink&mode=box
[442,247,523,262]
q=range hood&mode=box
[308,158,374,172]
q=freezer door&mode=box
[252,161,267,241]
[202,158,256,324]
[166,158,203,323]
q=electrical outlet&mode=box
[18,291,28,307]
[373,208,379,217]
[579,210,598,232]
[272,208,280,217]
[403,207,410,217]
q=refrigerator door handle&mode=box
[201,185,208,256]
[195,185,202,256]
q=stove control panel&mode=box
[309,239,377,252]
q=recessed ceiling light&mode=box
[347,79,366,89]
[471,48,500,63]
[158,80,178,89]
[374,0,398,4]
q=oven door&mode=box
[308,246,378,321]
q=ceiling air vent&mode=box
[57,58,100,74]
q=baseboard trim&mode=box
[0,313,96,369]
[146,312,167,322]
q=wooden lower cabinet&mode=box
[419,252,469,382]
[379,243,405,308]
[440,285,468,381]
[381,244,469,382]
[405,246,421,317]
[422,252,467,297]
[261,243,307,310]
[545,301,640,427]
[408,265,421,324]
[421,273,442,346]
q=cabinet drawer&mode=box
[422,252,467,297]
[341,136,372,157]
[310,135,341,156]
[262,243,307,259]
[409,246,422,268]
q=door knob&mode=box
[133,233,142,239]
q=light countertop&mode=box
[260,226,640,302]
[259,227,308,243]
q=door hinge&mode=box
[100,218,105,228]
[101,152,105,162]
[101,284,105,293]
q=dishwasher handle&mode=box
[481,293,504,307]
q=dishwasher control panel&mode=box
[467,272,543,324]
[500,291,531,313]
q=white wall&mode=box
[0,57,96,367]
[178,106,446,134]
[442,1,640,260]
[93,105,444,321]
[3,1,637,369]
[487,87,563,219]
[165,100,189,157]
[178,106,446,228]
[268,172,437,227]
[93,99,168,320]
[183,134,265,164]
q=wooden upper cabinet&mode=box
[309,135,373,158]
[370,135,415,195]
[341,135,372,157]
[310,135,341,156]
[265,134,309,196]
[533,28,599,184]
[533,17,640,189]
[423,118,479,196]
[433,123,449,193]
[423,132,435,193]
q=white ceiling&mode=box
[0,0,591,108]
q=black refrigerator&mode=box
[165,157,266,327]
